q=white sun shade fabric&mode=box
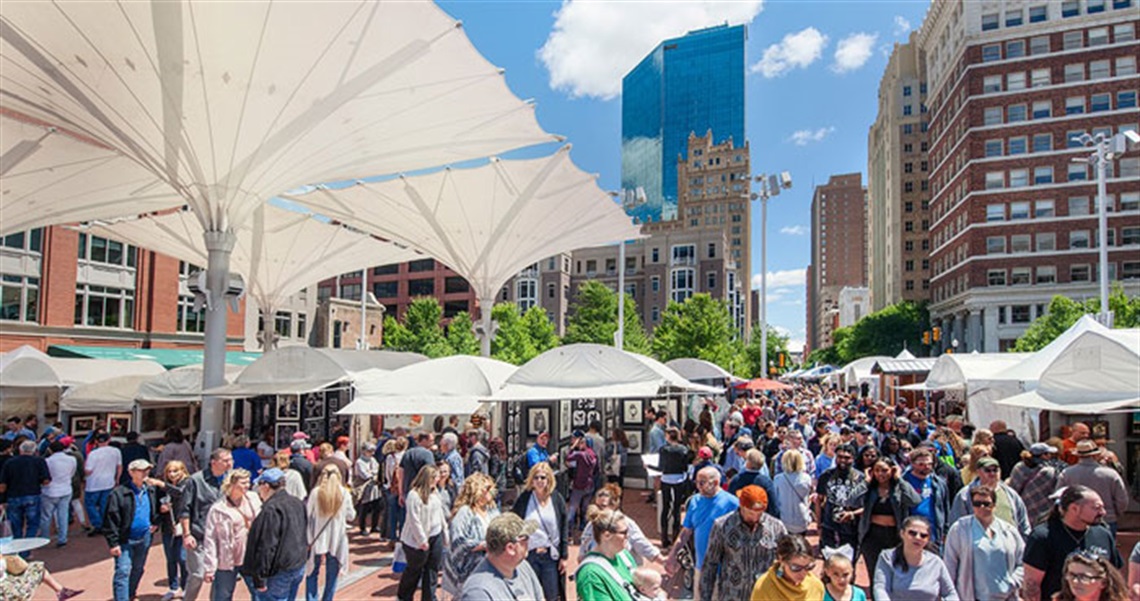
[0,0,556,233]
[82,204,422,311]
[0,115,180,236]
[0,344,48,372]
[997,328,1140,414]
[59,375,151,412]
[339,355,515,415]
[664,358,745,384]
[136,364,245,403]
[206,347,427,398]
[284,147,644,304]
[923,353,1032,390]
[494,344,720,401]
[999,315,1107,385]
[0,357,165,389]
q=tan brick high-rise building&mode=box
[868,33,934,312]
[808,173,868,350]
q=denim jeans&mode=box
[39,493,71,545]
[385,490,405,541]
[6,495,41,556]
[85,488,112,530]
[259,565,304,601]
[212,567,255,601]
[305,554,340,601]
[526,550,561,601]
[112,532,152,601]
[162,530,188,592]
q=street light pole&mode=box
[753,173,792,377]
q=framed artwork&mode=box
[624,429,643,454]
[622,399,643,425]
[650,398,676,420]
[277,395,300,421]
[527,407,550,437]
[70,416,96,437]
[275,422,299,449]
[586,410,602,427]
[572,409,587,428]
[1128,442,1140,500]
[1090,420,1109,440]
[575,399,597,410]
[1132,413,1140,436]
[559,400,572,439]
[326,389,342,413]
[303,418,326,442]
[303,393,325,420]
[107,413,132,437]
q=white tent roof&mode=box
[339,355,514,416]
[840,356,893,384]
[59,375,152,412]
[0,345,49,372]
[896,348,916,359]
[0,115,180,236]
[665,358,744,384]
[922,353,1032,390]
[999,315,1107,384]
[82,204,422,311]
[0,356,166,389]
[284,147,643,305]
[206,347,426,398]
[136,364,246,403]
[494,344,719,401]
[1,1,555,234]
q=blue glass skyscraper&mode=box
[621,24,746,223]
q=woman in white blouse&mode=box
[397,464,448,601]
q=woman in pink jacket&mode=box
[202,469,262,601]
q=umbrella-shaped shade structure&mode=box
[736,378,793,392]
[1,0,556,440]
[493,344,719,401]
[206,347,427,398]
[0,356,166,389]
[285,147,643,356]
[82,203,422,346]
[0,344,48,372]
[339,355,515,416]
[137,364,246,403]
[665,358,746,385]
[59,364,246,413]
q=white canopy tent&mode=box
[82,203,422,347]
[0,356,166,389]
[0,345,49,372]
[137,364,246,403]
[1,0,556,444]
[664,358,745,385]
[997,328,1140,415]
[339,355,515,416]
[206,347,427,398]
[284,147,643,356]
[837,356,892,398]
[59,375,155,413]
[913,352,1033,442]
[59,364,246,412]
[997,315,1108,384]
[494,344,720,401]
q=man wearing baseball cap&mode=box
[699,485,787,601]
[949,456,1031,538]
[458,513,542,600]
[104,459,160,601]
[1058,438,1129,534]
[245,468,308,599]
[1008,442,1062,529]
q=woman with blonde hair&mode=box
[271,450,307,500]
[774,449,813,535]
[202,469,262,601]
[961,444,993,485]
[577,484,661,565]
[442,473,499,597]
[305,465,356,601]
[384,437,408,545]
[398,465,447,601]
[153,459,191,601]
[512,461,569,601]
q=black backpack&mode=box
[512,452,530,485]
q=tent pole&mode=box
[479,296,495,358]
[199,230,237,462]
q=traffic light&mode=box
[923,331,931,345]
[932,326,942,342]
[778,353,786,368]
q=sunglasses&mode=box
[981,467,1000,473]
[972,500,994,508]
[611,528,630,536]
[532,475,548,481]
[1067,572,1105,584]
[905,529,931,539]
[785,562,816,573]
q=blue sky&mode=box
[437,0,932,350]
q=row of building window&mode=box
[986,226,1140,255]
[984,157,1140,190]
[982,56,1136,96]
[981,20,1134,59]
[982,90,1137,128]
[934,261,1135,305]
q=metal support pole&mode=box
[760,194,769,377]
[616,241,625,350]
[479,296,495,357]
[1095,140,1110,322]
[359,279,368,350]
[200,229,237,460]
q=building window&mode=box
[1011,234,1032,253]
[1030,68,1050,88]
[1036,200,1056,217]
[1029,36,1050,55]
[374,281,400,298]
[1011,269,1032,286]
[1068,163,1089,182]
[1009,202,1030,220]
[1071,230,1091,248]
[1120,157,1140,178]
[651,248,659,263]
[1088,0,1106,14]
[373,264,399,276]
[987,236,1007,254]
[1006,9,1024,26]
[1065,97,1085,115]
[905,260,915,272]
[1071,264,1091,281]
[986,172,1005,189]
[1033,166,1054,184]
[1122,262,1140,280]
[444,277,469,294]
[706,271,717,290]
[1029,5,1048,22]
[905,240,914,251]
[75,284,134,328]
[1069,197,1091,215]
[1037,232,1057,251]
[1032,133,1053,153]
[274,312,292,338]
[1115,22,1136,42]
[651,276,660,292]
[176,295,204,333]
[77,233,136,268]
[408,278,434,296]
[1009,169,1029,188]
[988,269,1007,286]
[1007,72,1027,91]
[1089,60,1111,80]
[1118,91,1138,109]
[1009,137,1028,155]
[407,259,435,273]
[1123,192,1140,212]
[0,275,39,322]
[1121,227,1140,246]
[1061,0,1080,17]
[651,306,659,322]
[443,301,469,318]
[987,204,1005,221]
[515,278,537,311]
[1068,130,1087,148]
[671,268,694,303]
[1036,266,1057,284]
[982,44,1001,62]
[1090,93,1111,112]
[1064,63,1085,82]
[983,107,1003,126]
[982,13,1000,30]
[1030,101,1051,120]
[1063,31,1084,51]
[983,75,1002,93]
[707,242,716,259]
[903,85,912,97]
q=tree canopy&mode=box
[651,293,745,374]
[563,280,651,354]
[490,303,559,365]
[744,325,790,377]
[383,297,480,357]
[1013,285,1140,351]
[808,301,927,365]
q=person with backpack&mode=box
[464,430,490,478]
[565,430,598,540]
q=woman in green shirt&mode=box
[575,509,644,601]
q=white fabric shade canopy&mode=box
[81,204,422,314]
[997,328,1140,414]
[58,364,246,412]
[0,345,49,372]
[339,355,515,416]
[59,375,153,412]
[137,364,246,403]
[494,344,720,401]
[206,347,427,398]
[285,147,643,354]
[997,315,1107,384]
[665,358,745,384]
[1,356,165,389]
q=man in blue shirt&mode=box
[526,431,555,470]
[665,466,739,600]
[2,415,35,441]
[647,411,668,454]
[902,447,950,546]
[104,458,160,601]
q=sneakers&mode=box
[57,588,83,601]
[160,591,176,601]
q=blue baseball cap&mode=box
[254,468,286,485]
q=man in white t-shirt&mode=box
[256,429,276,469]
[84,432,122,533]
[42,440,78,546]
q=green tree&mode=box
[651,293,744,373]
[445,312,480,356]
[382,297,448,356]
[490,303,560,365]
[744,325,790,377]
[563,280,651,354]
[1013,284,1140,351]
[808,345,842,366]
[835,301,927,363]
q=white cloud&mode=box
[779,225,808,236]
[832,32,878,73]
[539,1,765,99]
[751,268,806,290]
[893,16,912,36]
[787,126,835,146]
[751,27,828,78]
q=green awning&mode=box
[48,345,261,370]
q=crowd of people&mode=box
[1,384,1139,601]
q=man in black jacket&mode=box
[104,459,160,601]
[245,468,307,600]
